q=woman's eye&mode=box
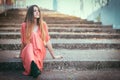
[34,10,39,12]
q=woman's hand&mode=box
[46,40,63,59]
[53,55,63,59]
[14,55,21,58]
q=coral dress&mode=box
[20,21,50,75]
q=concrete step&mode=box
[0,49,120,71]
[0,17,82,23]
[0,27,20,32]
[0,21,101,26]
[0,39,120,50]
[0,15,80,21]
[0,13,80,21]
[0,9,80,19]
[0,32,120,39]
[0,27,119,33]
[44,19,95,24]
[1,38,120,44]
[45,20,101,24]
[0,15,25,19]
[0,9,26,14]
[48,24,112,28]
[5,9,75,17]
[43,16,81,20]
[49,27,119,33]
[0,16,98,26]
[0,15,79,19]
[0,23,112,28]
[42,12,79,18]
[0,16,79,20]
[0,16,24,19]
[0,20,23,25]
[0,9,81,21]
[0,70,120,80]
[0,19,100,24]
[49,32,120,39]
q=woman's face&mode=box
[33,6,40,19]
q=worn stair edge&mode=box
[0,61,120,71]
[1,49,120,61]
[0,20,101,24]
[0,27,119,33]
[0,43,120,50]
[0,48,120,71]
[0,70,120,80]
[0,24,112,28]
[0,34,120,39]
[0,38,120,50]
[1,39,120,44]
[0,32,120,39]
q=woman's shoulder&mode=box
[42,20,47,25]
[21,22,26,31]
[42,20,48,27]
[21,22,27,30]
[21,22,26,26]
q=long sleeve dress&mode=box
[20,21,50,75]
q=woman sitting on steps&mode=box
[19,5,63,79]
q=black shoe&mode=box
[30,61,41,78]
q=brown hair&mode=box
[24,5,46,43]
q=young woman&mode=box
[20,5,62,78]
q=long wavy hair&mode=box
[24,5,45,43]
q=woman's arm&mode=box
[46,40,63,59]
[19,43,26,58]
[46,40,55,59]
[44,21,62,59]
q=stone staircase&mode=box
[0,9,120,79]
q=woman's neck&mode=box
[33,18,38,32]
[34,18,37,25]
